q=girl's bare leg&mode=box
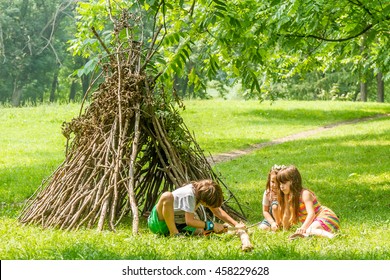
[306,221,335,238]
[258,223,270,231]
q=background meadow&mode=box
[1,100,389,259]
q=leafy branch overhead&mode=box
[68,0,389,100]
[1,0,387,106]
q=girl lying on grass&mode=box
[148,179,245,237]
[277,165,340,239]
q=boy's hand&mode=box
[213,223,226,233]
[234,222,246,230]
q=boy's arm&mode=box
[210,207,246,233]
[210,207,238,226]
[184,212,208,229]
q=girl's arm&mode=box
[281,193,291,230]
[262,205,278,229]
[282,207,291,230]
[261,191,278,230]
[185,208,242,233]
[296,190,315,234]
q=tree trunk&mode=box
[359,35,367,102]
[377,72,384,103]
[69,79,77,101]
[50,70,59,102]
[11,78,22,107]
[360,81,367,102]
[81,74,90,99]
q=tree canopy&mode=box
[1,0,388,105]
[69,0,389,101]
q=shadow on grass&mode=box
[203,110,389,157]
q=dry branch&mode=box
[236,229,254,252]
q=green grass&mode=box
[1,100,389,259]
[0,104,79,205]
[179,100,390,153]
[214,117,390,259]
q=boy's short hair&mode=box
[193,179,223,208]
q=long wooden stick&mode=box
[128,102,141,234]
[236,229,254,252]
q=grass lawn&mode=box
[0,100,389,260]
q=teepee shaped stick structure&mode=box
[19,7,245,233]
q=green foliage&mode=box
[113,0,388,100]
[0,0,76,105]
[1,0,388,104]
[263,69,390,102]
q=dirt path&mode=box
[207,113,390,164]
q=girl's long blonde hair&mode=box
[277,165,302,226]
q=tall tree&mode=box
[377,72,385,102]
[0,0,75,105]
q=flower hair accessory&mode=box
[272,164,286,171]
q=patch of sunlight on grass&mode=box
[347,172,390,186]
[340,140,390,147]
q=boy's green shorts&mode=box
[147,205,196,235]
[148,205,169,235]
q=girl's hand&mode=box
[295,227,306,234]
[271,222,279,232]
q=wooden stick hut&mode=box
[19,6,245,234]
